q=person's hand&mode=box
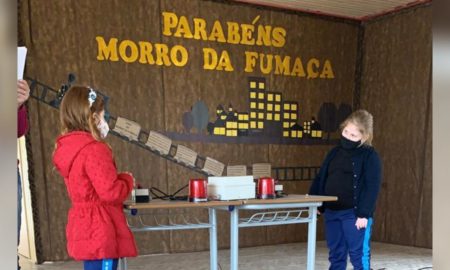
[17,80,30,108]
[355,217,368,230]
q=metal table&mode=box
[122,199,242,270]
[216,195,337,270]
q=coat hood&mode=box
[53,131,98,178]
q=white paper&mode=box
[17,47,27,80]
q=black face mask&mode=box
[340,135,361,150]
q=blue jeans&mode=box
[18,168,22,269]
[84,259,118,270]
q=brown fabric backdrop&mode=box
[18,0,431,261]
[359,6,432,247]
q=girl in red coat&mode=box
[53,86,137,270]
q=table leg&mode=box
[119,257,127,270]
[307,206,318,270]
[230,207,239,270]
[209,208,218,270]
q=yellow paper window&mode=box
[239,123,248,129]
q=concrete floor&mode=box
[19,241,432,270]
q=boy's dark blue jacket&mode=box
[309,145,382,218]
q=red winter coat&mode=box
[53,131,137,260]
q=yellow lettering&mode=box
[170,45,188,67]
[244,51,258,72]
[274,55,291,75]
[260,53,273,74]
[216,50,234,71]
[307,58,320,79]
[227,22,240,44]
[138,41,155,64]
[240,24,255,45]
[291,57,305,77]
[96,36,189,68]
[193,18,208,40]
[119,40,138,63]
[154,44,171,66]
[208,21,226,42]
[203,48,218,70]
[96,36,119,61]
[174,16,193,38]
[320,60,335,79]
[272,27,286,48]
[256,25,272,46]
[162,12,178,37]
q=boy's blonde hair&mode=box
[59,86,105,141]
[340,109,374,146]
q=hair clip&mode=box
[88,87,97,107]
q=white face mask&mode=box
[97,118,110,138]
